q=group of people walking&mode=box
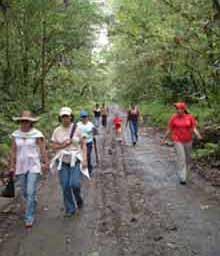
[8,105,106,228]
[93,103,109,128]
[7,101,201,228]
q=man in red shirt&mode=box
[161,102,202,185]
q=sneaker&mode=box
[77,199,84,209]
[133,142,136,146]
[180,181,186,185]
[25,220,34,229]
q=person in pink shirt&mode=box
[161,102,202,185]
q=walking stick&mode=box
[93,136,99,165]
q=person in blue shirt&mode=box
[77,110,97,174]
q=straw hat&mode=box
[13,110,40,122]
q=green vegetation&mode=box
[108,0,220,111]
[1,0,220,168]
[103,0,220,161]
[0,0,104,170]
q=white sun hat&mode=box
[59,107,72,116]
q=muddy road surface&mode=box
[1,111,220,256]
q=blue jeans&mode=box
[17,172,40,224]
[59,162,82,214]
[87,142,93,174]
[129,121,138,143]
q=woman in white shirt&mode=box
[51,107,87,217]
[9,111,48,228]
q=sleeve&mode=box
[75,127,86,139]
[51,128,58,142]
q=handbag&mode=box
[1,175,15,198]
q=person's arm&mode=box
[37,138,49,173]
[92,123,98,136]
[126,111,130,127]
[80,137,88,169]
[51,140,72,151]
[161,128,171,145]
[193,127,202,140]
[51,129,72,150]
[120,120,124,133]
[9,138,16,174]
[137,110,143,123]
[190,115,202,140]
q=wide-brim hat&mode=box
[174,102,187,110]
[13,110,40,122]
[59,107,72,116]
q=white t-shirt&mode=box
[51,124,81,147]
[51,124,82,163]
[77,121,95,143]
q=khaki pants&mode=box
[174,142,192,183]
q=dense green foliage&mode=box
[108,0,220,109]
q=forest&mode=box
[1,0,220,171]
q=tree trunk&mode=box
[40,19,47,111]
[3,8,10,89]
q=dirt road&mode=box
[1,111,220,256]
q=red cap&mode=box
[175,102,187,110]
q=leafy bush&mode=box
[193,143,220,160]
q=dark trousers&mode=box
[102,115,107,127]
[129,120,138,143]
[87,142,93,173]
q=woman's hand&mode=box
[197,134,202,140]
[64,139,72,147]
[160,139,166,146]
[193,128,202,140]
[160,129,171,146]
[8,170,15,181]
[42,162,49,173]
[82,160,88,170]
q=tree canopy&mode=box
[106,0,220,110]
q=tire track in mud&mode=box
[96,123,177,256]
